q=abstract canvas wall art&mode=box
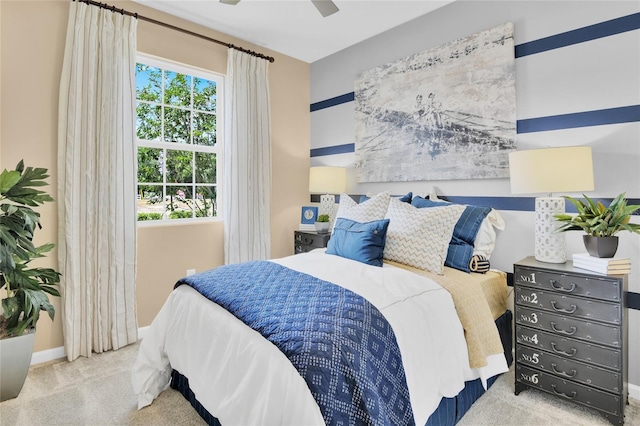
[354,23,516,182]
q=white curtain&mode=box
[57,2,138,361]
[223,49,272,264]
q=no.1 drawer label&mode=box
[520,271,537,284]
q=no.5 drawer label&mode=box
[520,352,540,365]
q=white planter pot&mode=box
[0,329,35,401]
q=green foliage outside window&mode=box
[135,61,219,221]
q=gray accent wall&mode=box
[310,1,640,396]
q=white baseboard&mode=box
[30,346,65,365]
[30,326,151,366]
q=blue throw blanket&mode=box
[176,261,414,426]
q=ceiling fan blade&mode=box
[219,0,241,5]
[311,0,339,17]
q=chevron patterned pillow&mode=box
[334,191,391,226]
[384,198,465,274]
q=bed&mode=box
[132,192,512,425]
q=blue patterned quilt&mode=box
[176,261,415,426]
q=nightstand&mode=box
[514,257,628,425]
[294,230,330,254]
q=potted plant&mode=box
[554,193,640,258]
[0,160,61,401]
[315,214,331,234]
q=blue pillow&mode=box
[326,218,390,267]
[359,192,412,204]
[411,196,491,273]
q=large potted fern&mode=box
[554,193,640,258]
[0,160,61,401]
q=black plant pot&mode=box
[583,235,619,258]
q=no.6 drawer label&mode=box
[520,371,540,384]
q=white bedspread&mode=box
[132,250,508,425]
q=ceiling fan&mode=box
[219,0,339,18]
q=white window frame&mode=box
[135,53,224,226]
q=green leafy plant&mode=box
[554,193,640,237]
[317,214,330,223]
[0,161,61,339]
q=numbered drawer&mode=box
[514,266,621,303]
[294,232,327,248]
[516,364,622,416]
[515,306,621,348]
[516,346,621,393]
[515,287,621,325]
[515,325,621,370]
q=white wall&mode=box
[310,1,640,394]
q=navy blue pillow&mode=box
[326,218,390,267]
[411,196,491,273]
[359,192,412,204]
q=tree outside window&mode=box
[135,57,221,222]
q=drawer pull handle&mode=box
[551,363,577,378]
[550,322,576,336]
[551,342,577,357]
[549,280,576,293]
[550,301,577,314]
[551,384,577,399]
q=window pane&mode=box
[137,147,163,183]
[164,70,191,107]
[137,185,163,221]
[195,152,216,183]
[167,186,193,219]
[136,64,161,102]
[196,186,216,217]
[166,149,193,183]
[193,77,217,112]
[164,107,190,143]
[193,112,216,146]
[136,102,161,141]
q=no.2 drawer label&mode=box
[519,292,538,304]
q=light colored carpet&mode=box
[1,341,638,425]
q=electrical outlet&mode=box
[186,269,196,276]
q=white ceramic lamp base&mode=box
[320,194,337,225]
[534,197,566,263]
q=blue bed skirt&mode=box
[170,309,513,426]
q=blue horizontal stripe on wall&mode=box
[517,105,640,133]
[310,92,355,112]
[310,143,355,157]
[515,12,640,58]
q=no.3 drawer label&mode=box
[520,312,539,324]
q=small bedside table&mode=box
[294,230,330,254]
[513,256,628,425]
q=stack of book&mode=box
[572,253,631,274]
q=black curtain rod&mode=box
[73,0,275,63]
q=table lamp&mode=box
[509,146,594,263]
[309,166,346,224]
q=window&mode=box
[135,54,222,222]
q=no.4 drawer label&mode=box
[520,332,539,344]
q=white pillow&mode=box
[428,191,505,259]
[384,198,465,274]
[334,191,390,227]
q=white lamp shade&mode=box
[309,166,346,194]
[509,146,594,195]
